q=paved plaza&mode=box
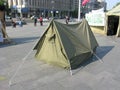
[0,20,120,90]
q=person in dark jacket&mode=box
[34,16,37,26]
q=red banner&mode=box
[82,0,90,6]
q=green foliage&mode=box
[113,2,120,8]
[0,0,5,5]
[0,0,6,11]
[116,2,120,6]
[71,9,78,18]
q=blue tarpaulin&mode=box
[21,8,29,13]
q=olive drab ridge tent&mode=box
[34,19,98,70]
[105,4,120,37]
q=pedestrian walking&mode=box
[11,19,16,28]
[65,16,69,24]
[19,18,23,27]
[34,15,37,26]
[0,19,3,42]
[39,16,43,26]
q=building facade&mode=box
[8,0,75,18]
[7,0,106,18]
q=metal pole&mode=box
[78,0,81,21]
[51,0,54,18]
[4,2,6,20]
[20,0,23,18]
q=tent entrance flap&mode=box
[107,16,119,36]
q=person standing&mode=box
[19,18,23,27]
[65,16,69,24]
[34,15,37,26]
[0,19,3,42]
[39,16,43,26]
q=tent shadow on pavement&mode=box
[0,36,39,48]
[78,46,114,67]
[71,45,114,74]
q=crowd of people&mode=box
[8,15,71,28]
[33,15,70,26]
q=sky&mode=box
[106,0,120,10]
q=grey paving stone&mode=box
[1,21,120,90]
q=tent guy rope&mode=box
[8,20,51,87]
[9,49,33,86]
[8,37,41,86]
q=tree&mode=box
[115,2,120,6]
[0,0,5,11]
[0,0,5,5]
[113,2,120,8]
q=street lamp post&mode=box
[20,0,23,18]
[4,2,6,20]
[51,0,54,18]
[78,0,81,21]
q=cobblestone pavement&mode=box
[0,21,120,90]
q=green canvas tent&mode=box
[105,4,120,36]
[34,19,98,70]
